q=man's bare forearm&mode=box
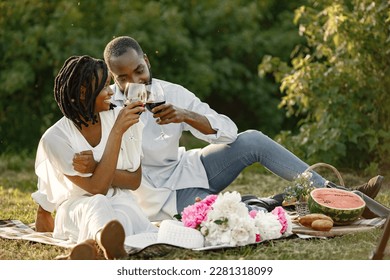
[183,110,216,135]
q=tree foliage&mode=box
[0,0,302,154]
[259,0,390,173]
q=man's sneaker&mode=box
[355,175,384,199]
[361,206,379,219]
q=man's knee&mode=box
[236,129,269,148]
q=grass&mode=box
[0,152,389,260]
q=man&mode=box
[98,36,383,221]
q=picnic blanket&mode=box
[0,217,386,254]
[0,219,268,253]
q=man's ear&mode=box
[144,54,151,69]
[80,85,86,100]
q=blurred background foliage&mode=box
[0,0,388,175]
[259,0,390,174]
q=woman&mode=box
[32,55,157,259]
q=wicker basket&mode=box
[305,162,345,187]
[295,162,345,216]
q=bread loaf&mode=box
[310,219,333,231]
[298,213,334,231]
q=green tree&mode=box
[0,1,92,153]
[259,0,390,173]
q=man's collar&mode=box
[111,83,125,101]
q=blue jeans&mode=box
[176,130,327,212]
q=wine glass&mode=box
[123,83,147,140]
[145,81,169,139]
[124,82,147,107]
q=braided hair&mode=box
[54,55,113,129]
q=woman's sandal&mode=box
[98,220,127,260]
[55,239,98,260]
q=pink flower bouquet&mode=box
[178,191,292,247]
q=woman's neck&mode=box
[77,114,102,148]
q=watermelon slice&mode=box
[308,188,366,225]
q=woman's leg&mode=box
[59,194,116,243]
[109,189,158,234]
[57,195,124,260]
[200,130,327,193]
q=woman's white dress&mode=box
[32,107,157,243]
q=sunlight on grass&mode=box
[0,153,389,260]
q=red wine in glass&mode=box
[145,101,166,113]
[145,81,170,139]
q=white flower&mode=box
[219,230,232,245]
[252,211,282,241]
[202,220,230,246]
[229,216,257,246]
[208,191,248,220]
[201,191,257,246]
[194,191,293,247]
[301,171,313,181]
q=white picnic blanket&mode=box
[0,217,386,254]
[0,219,269,254]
